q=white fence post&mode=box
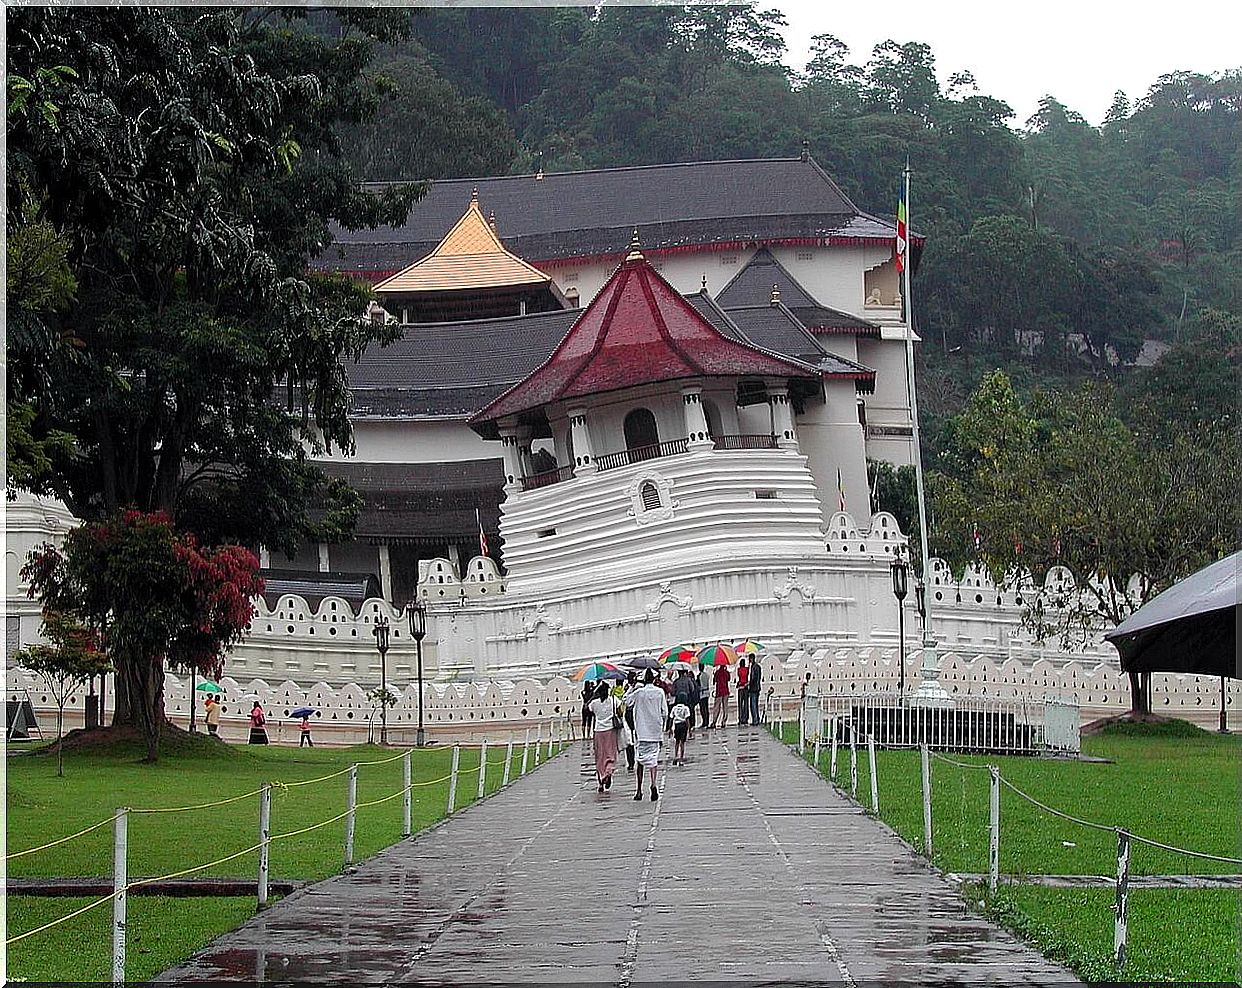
[798,706,805,752]
[521,729,530,776]
[1114,828,1131,968]
[988,765,1000,893]
[477,740,488,800]
[829,716,838,781]
[849,725,858,798]
[502,737,514,787]
[257,785,271,910]
[867,733,879,813]
[344,764,358,869]
[920,743,933,858]
[401,750,412,838]
[447,744,461,813]
[546,721,554,759]
[534,723,542,766]
[112,807,128,985]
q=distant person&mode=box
[581,680,595,739]
[588,681,622,792]
[673,670,696,734]
[669,698,691,765]
[747,658,763,726]
[710,663,730,728]
[629,669,667,801]
[800,671,812,705]
[204,696,222,739]
[248,702,268,745]
[736,658,750,725]
[622,673,639,771]
[299,714,314,747]
[697,663,712,729]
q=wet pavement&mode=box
[158,727,1080,984]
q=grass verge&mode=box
[6,735,562,982]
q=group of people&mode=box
[580,658,766,801]
[200,698,315,746]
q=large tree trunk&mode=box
[112,667,133,726]
[1127,670,1151,715]
[122,658,166,762]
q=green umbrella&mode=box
[195,681,223,694]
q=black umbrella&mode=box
[1104,551,1239,679]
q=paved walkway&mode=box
[160,727,1078,984]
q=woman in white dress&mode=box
[588,681,621,792]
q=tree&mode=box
[23,511,264,762]
[16,611,112,776]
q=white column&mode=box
[378,544,392,602]
[681,385,713,450]
[766,382,798,450]
[258,547,271,569]
[499,425,523,494]
[568,408,596,476]
[517,428,536,479]
[317,543,330,573]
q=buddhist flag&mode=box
[895,188,908,275]
[476,508,489,558]
[837,469,847,514]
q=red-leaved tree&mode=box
[22,511,263,762]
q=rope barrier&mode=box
[130,787,265,815]
[268,808,354,843]
[1124,832,1242,865]
[931,752,993,772]
[352,748,414,767]
[6,889,120,945]
[276,764,356,788]
[7,813,119,860]
[997,776,1117,834]
[126,842,265,889]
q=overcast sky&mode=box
[775,0,1237,126]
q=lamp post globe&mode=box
[890,554,910,700]
[408,600,428,747]
[373,616,391,745]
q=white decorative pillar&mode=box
[378,544,393,602]
[766,381,798,450]
[258,547,271,569]
[681,385,713,450]
[499,425,523,494]
[517,428,536,479]
[317,543,330,573]
[568,408,596,476]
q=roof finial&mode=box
[701,273,708,292]
[470,186,479,204]
[770,283,782,305]
[488,209,497,232]
[625,228,643,262]
[800,139,810,163]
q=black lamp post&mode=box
[914,577,927,629]
[373,616,390,745]
[891,553,909,698]
[408,601,427,747]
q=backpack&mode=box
[674,678,694,708]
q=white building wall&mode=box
[321,418,495,465]
[798,381,869,519]
[857,335,916,466]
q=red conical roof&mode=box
[472,246,815,426]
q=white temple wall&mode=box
[770,244,881,318]
[322,417,494,464]
[798,380,869,519]
[579,387,686,455]
[857,335,916,467]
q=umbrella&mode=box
[195,681,223,694]
[290,706,317,719]
[574,661,625,682]
[622,656,662,671]
[667,661,695,672]
[697,643,738,667]
[659,645,697,665]
[735,639,766,655]
[1104,551,1239,678]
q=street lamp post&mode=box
[373,616,390,746]
[914,578,926,630]
[891,553,910,699]
[408,601,427,748]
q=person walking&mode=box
[299,714,314,747]
[248,701,269,745]
[710,663,730,728]
[736,658,750,725]
[629,669,667,801]
[581,680,595,740]
[204,696,222,739]
[588,681,621,792]
[669,698,691,765]
[697,663,711,729]
[622,672,638,771]
[673,669,696,734]
[747,657,763,726]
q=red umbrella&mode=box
[659,645,697,665]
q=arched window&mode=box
[624,408,659,459]
[639,481,662,512]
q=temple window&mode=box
[623,407,660,452]
[639,481,662,512]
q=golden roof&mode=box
[374,193,550,294]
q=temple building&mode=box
[289,153,922,606]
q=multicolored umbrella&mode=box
[697,643,738,667]
[735,639,766,656]
[574,661,624,682]
[659,645,697,665]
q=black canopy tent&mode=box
[1104,551,1239,729]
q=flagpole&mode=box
[900,159,947,702]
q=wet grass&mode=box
[6,736,563,982]
[774,718,1242,983]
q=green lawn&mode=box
[6,734,563,982]
[775,718,1242,983]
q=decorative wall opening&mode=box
[639,481,662,512]
[624,408,660,452]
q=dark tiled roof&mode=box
[316,158,905,275]
[716,248,879,336]
[319,460,505,541]
[260,569,381,610]
[472,252,818,429]
[348,309,578,417]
